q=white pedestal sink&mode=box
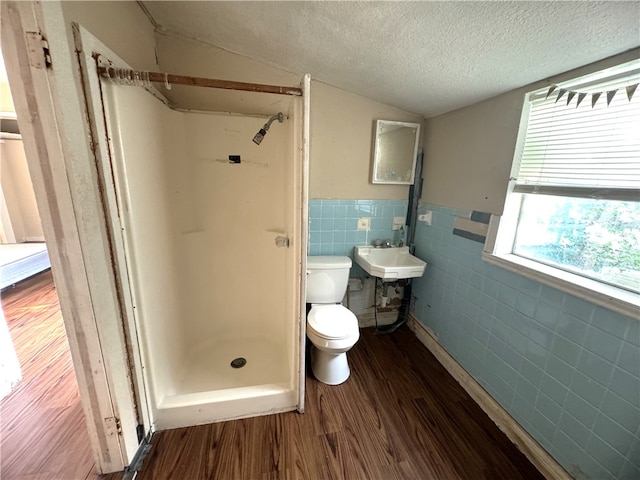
[353,246,427,280]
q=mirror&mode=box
[371,120,421,184]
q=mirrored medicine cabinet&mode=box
[371,120,421,185]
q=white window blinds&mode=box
[514,62,640,201]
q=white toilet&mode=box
[306,256,360,385]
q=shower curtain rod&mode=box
[97,66,303,96]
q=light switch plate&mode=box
[357,217,371,231]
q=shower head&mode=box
[252,128,267,145]
[252,112,284,145]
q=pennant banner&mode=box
[576,92,587,108]
[546,82,639,107]
[546,85,557,98]
[592,92,602,108]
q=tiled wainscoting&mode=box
[411,204,639,480]
[308,199,408,256]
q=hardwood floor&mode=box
[2,272,545,479]
[0,271,117,480]
[137,327,545,479]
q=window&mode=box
[486,60,640,316]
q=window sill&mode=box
[482,252,640,321]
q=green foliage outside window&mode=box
[514,195,640,293]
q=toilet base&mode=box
[310,346,351,385]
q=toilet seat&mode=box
[307,304,358,340]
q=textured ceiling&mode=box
[142,1,640,118]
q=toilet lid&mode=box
[308,305,358,340]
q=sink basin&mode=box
[353,246,427,280]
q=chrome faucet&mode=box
[373,239,393,248]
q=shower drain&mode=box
[230,357,247,368]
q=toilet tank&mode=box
[306,256,352,303]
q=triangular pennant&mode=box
[566,91,576,106]
[606,90,617,106]
[576,92,587,108]
[627,83,638,101]
[546,85,557,99]
[555,89,567,103]
[591,92,602,108]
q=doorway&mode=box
[1,2,146,472]
[0,50,97,479]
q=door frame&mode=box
[73,22,154,460]
[1,1,143,473]
[298,74,310,412]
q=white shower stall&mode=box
[100,78,306,430]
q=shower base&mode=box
[178,335,289,393]
[154,335,297,430]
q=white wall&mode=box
[0,139,43,241]
[181,109,295,346]
[61,1,158,71]
[104,84,186,405]
[153,32,305,356]
[0,77,15,113]
[1,53,41,243]
[422,48,640,214]
[310,82,423,199]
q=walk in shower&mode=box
[101,79,305,429]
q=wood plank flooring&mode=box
[137,327,545,479]
[0,271,118,480]
[2,272,545,479]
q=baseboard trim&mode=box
[407,315,571,480]
[23,237,46,242]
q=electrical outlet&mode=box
[392,216,405,230]
[357,217,371,231]
[418,210,433,225]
